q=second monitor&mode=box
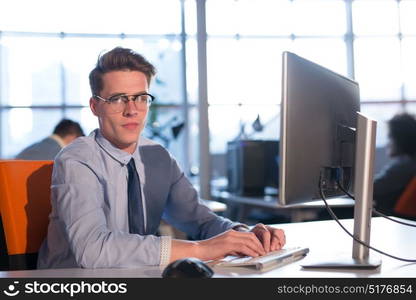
[226,140,279,196]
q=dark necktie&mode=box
[127,158,145,235]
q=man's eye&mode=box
[130,95,141,101]
[136,95,148,102]
[108,96,123,102]
[127,95,140,102]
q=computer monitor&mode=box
[279,52,381,268]
[226,140,279,196]
[279,52,359,205]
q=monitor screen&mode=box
[279,52,360,205]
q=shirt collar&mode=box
[93,129,140,166]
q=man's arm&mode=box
[169,229,265,262]
[162,158,243,240]
[51,157,168,268]
[167,224,286,262]
[162,157,286,262]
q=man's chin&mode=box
[115,139,138,152]
[120,137,140,146]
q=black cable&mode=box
[319,179,416,263]
[336,180,416,228]
[371,209,416,227]
[335,180,354,199]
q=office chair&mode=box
[394,176,416,218]
[0,160,53,270]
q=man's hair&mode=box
[89,47,156,96]
[388,113,416,156]
[53,119,85,138]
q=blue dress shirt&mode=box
[37,129,239,269]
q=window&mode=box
[1,0,416,185]
[206,0,416,159]
[206,0,348,154]
[0,0,195,172]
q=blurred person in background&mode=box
[15,119,84,160]
[374,113,416,216]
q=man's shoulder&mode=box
[139,136,165,148]
[41,136,60,146]
[55,135,97,163]
[390,155,416,169]
[138,137,171,159]
[376,155,416,181]
[16,137,61,160]
[16,140,42,156]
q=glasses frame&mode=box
[93,92,155,113]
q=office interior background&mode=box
[1,0,416,200]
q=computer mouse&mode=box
[161,257,214,278]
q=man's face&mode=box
[90,70,150,153]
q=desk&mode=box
[213,190,355,223]
[1,217,415,278]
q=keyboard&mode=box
[215,247,309,271]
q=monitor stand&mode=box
[302,112,382,269]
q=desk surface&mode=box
[213,190,355,222]
[1,217,415,278]
[213,190,355,209]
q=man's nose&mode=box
[123,100,139,115]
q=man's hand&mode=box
[249,223,286,252]
[192,229,267,261]
[169,224,285,263]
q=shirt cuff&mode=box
[232,224,250,232]
[159,235,172,266]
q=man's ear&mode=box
[90,97,99,116]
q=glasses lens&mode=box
[106,94,153,113]
[104,95,123,113]
[132,94,153,106]
[139,94,152,104]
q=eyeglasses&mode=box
[94,93,155,113]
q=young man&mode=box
[37,47,285,269]
[15,119,84,160]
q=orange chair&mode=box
[394,176,416,218]
[0,160,53,270]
